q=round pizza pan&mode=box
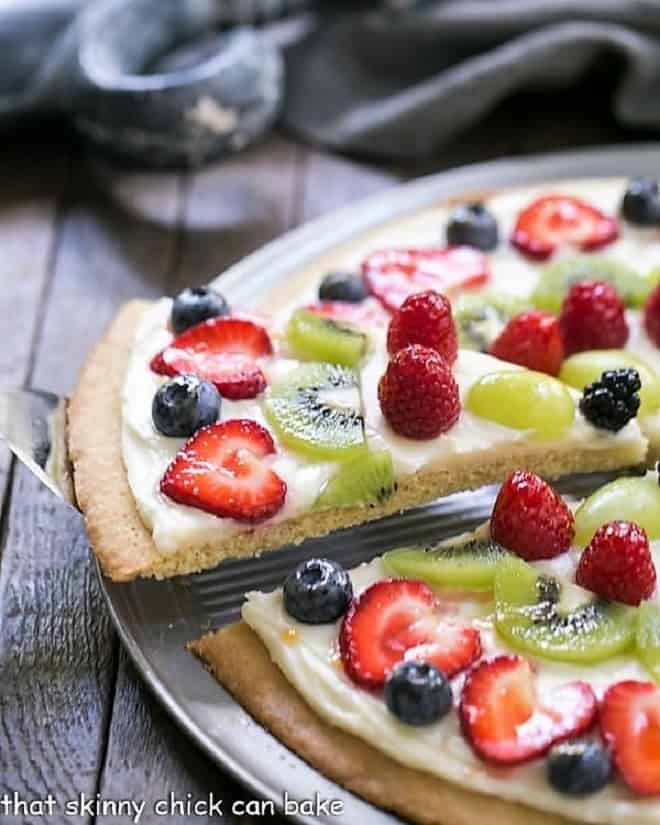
[99,143,660,824]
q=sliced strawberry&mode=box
[305,298,390,329]
[601,680,660,795]
[339,579,481,690]
[160,419,286,523]
[151,317,273,400]
[362,246,490,312]
[511,195,619,260]
[459,655,597,765]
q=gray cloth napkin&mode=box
[283,1,660,159]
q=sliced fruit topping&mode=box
[383,534,508,591]
[622,178,660,226]
[362,246,490,312]
[283,558,353,624]
[305,299,390,330]
[532,254,651,314]
[600,680,660,795]
[151,375,220,437]
[546,741,612,797]
[576,520,656,607]
[160,419,286,523]
[644,283,660,349]
[511,195,618,260]
[314,449,395,510]
[574,476,660,546]
[446,202,498,251]
[453,291,529,352]
[285,308,367,367]
[459,655,597,765]
[386,290,458,363]
[637,602,660,681]
[384,661,453,726]
[490,471,574,561]
[579,367,641,432]
[560,350,660,418]
[151,317,272,400]
[339,579,481,690]
[489,310,563,376]
[559,280,629,356]
[465,370,575,441]
[170,286,230,334]
[494,556,637,663]
[318,271,369,303]
[378,345,460,440]
[264,362,366,461]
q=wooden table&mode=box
[0,81,654,823]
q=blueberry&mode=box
[384,661,452,726]
[622,178,660,226]
[547,741,612,796]
[152,375,221,437]
[171,286,230,334]
[446,202,499,251]
[283,558,353,624]
[318,272,368,303]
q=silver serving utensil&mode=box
[0,388,76,507]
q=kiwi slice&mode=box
[314,449,395,510]
[453,291,529,351]
[636,602,660,681]
[384,533,508,590]
[264,362,366,460]
[531,255,656,314]
[494,556,637,664]
[286,309,367,367]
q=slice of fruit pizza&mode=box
[192,470,660,825]
[70,265,646,579]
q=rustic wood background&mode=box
[0,74,655,824]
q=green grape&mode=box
[574,477,660,546]
[636,602,660,682]
[466,370,575,440]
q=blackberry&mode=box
[579,368,641,432]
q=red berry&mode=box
[459,655,597,765]
[490,470,574,561]
[339,579,481,690]
[600,680,660,795]
[559,280,629,356]
[160,419,287,523]
[511,195,618,260]
[489,310,564,375]
[151,317,273,400]
[362,246,490,312]
[643,283,660,348]
[305,298,390,330]
[575,520,656,606]
[387,290,458,363]
[378,345,460,439]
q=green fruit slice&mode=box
[286,308,367,367]
[383,533,508,590]
[636,602,660,681]
[466,370,575,440]
[314,450,395,509]
[531,255,654,314]
[559,349,660,418]
[574,477,660,546]
[264,362,366,460]
[453,291,530,351]
[494,556,637,664]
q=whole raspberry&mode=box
[490,471,575,561]
[489,310,564,376]
[387,290,458,363]
[576,521,656,606]
[559,280,629,356]
[378,345,460,439]
[643,283,660,348]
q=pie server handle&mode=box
[0,388,77,509]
